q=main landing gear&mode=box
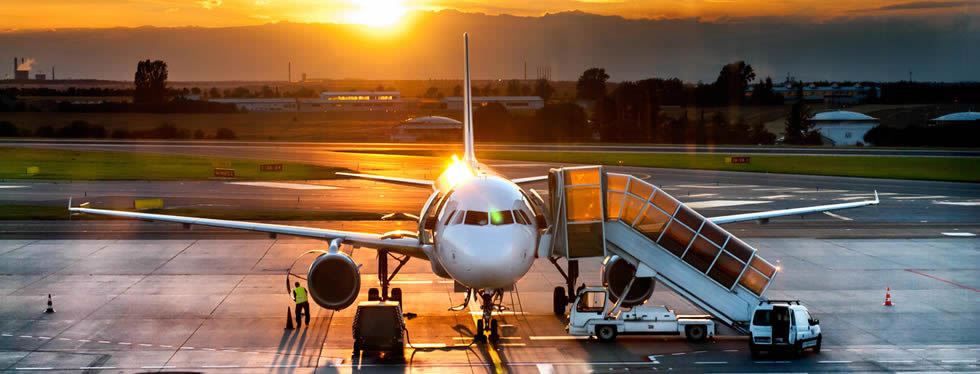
[550,258,579,316]
[367,249,409,304]
[474,290,502,343]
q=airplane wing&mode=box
[68,204,428,259]
[510,175,548,185]
[336,172,434,188]
[708,191,879,224]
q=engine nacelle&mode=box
[307,252,361,310]
[601,255,655,308]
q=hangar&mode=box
[389,116,462,142]
[930,111,980,127]
[809,110,879,146]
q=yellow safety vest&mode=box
[294,286,308,304]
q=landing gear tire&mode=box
[489,319,500,342]
[814,335,822,354]
[368,288,380,301]
[596,325,617,342]
[685,325,707,343]
[390,288,402,304]
[475,319,486,343]
[553,287,567,315]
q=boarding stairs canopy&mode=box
[546,166,778,327]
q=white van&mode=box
[749,300,822,357]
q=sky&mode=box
[0,0,977,29]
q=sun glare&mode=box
[349,0,406,27]
[445,155,473,187]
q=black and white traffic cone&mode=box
[45,294,55,313]
[285,306,294,330]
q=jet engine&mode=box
[601,255,655,307]
[307,252,361,310]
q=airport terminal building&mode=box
[746,83,879,105]
[441,96,544,111]
[209,91,403,112]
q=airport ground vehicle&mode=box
[352,301,405,358]
[567,287,715,342]
[749,300,822,357]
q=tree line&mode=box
[0,120,237,140]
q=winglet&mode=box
[873,190,879,204]
[68,196,72,209]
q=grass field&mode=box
[481,150,980,183]
[0,147,347,180]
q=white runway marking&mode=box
[685,200,772,209]
[942,359,978,363]
[528,336,587,340]
[0,185,27,189]
[14,368,53,371]
[893,195,947,200]
[760,194,794,199]
[935,201,980,206]
[837,196,873,201]
[409,343,447,348]
[226,181,340,190]
[824,211,853,221]
[942,232,977,237]
[877,360,914,363]
[819,360,853,364]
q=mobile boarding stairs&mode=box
[540,166,779,333]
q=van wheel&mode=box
[553,287,567,315]
[390,288,402,304]
[794,341,804,358]
[685,325,707,343]
[596,325,617,342]
[368,288,380,301]
[749,344,760,359]
[814,335,822,354]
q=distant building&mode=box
[929,112,980,127]
[209,98,297,112]
[809,111,879,146]
[746,83,878,105]
[442,96,544,111]
[390,116,462,142]
[299,91,403,112]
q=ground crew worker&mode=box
[292,282,310,327]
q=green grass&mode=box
[0,205,406,221]
[0,147,348,180]
[481,151,980,183]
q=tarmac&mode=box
[0,142,978,372]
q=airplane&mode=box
[69,33,879,343]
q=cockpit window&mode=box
[452,210,465,225]
[463,211,489,226]
[490,211,515,225]
[443,210,457,226]
[514,209,532,225]
[512,210,528,225]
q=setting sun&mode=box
[349,0,407,27]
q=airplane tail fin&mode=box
[462,33,476,166]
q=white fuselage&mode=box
[430,174,539,290]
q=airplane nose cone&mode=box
[440,226,535,289]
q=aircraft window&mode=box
[463,211,489,226]
[444,210,457,226]
[452,210,465,225]
[752,309,772,326]
[512,210,528,225]
[490,211,515,225]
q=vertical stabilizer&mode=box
[462,33,477,166]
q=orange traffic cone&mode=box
[883,287,893,306]
[45,294,55,313]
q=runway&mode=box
[1,237,977,372]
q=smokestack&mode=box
[288,62,291,83]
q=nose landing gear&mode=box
[474,290,501,343]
